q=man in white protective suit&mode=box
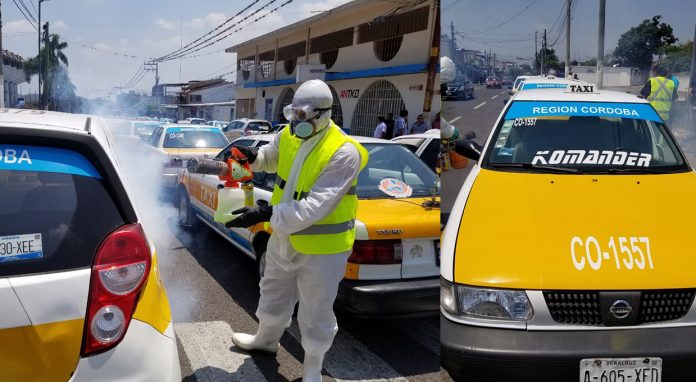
[225,79,369,382]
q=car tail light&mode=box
[82,223,151,356]
[348,240,403,264]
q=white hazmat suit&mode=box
[231,80,363,382]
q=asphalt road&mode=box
[441,85,508,213]
[111,140,447,382]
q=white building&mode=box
[175,79,235,121]
[572,65,643,87]
[3,50,26,107]
[226,0,440,136]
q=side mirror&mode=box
[455,139,482,161]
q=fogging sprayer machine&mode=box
[187,147,256,224]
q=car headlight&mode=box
[441,281,534,321]
[440,279,458,315]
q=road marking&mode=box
[473,102,487,110]
[176,321,268,381]
[500,91,506,94]
[287,323,408,382]
[491,95,498,99]
[449,116,462,123]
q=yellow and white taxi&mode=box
[177,134,441,317]
[0,109,180,381]
[145,124,229,188]
[441,84,696,381]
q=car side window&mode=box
[234,139,255,147]
[149,127,163,147]
[421,139,441,170]
[248,122,260,131]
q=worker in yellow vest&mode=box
[225,79,368,382]
[641,64,677,124]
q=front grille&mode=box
[543,290,695,326]
[543,291,601,325]
[639,290,694,323]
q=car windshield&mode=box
[513,78,526,90]
[163,127,228,148]
[483,101,688,173]
[357,143,439,198]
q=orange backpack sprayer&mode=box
[187,147,255,224]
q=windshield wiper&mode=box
[600,168,667,174]
[489,163,580,173]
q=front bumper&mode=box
[441,314,696,382]
[70,320,181,382]
[336,277,439,318]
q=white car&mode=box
[222,119,272,141]
[145,124,229,188]
[206,120,229,129]
[0,109,180,381]
[391,129,441,171]
[177,134,441,317]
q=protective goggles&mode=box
[283,104,331,122]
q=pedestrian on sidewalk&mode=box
[374,116,387,138]
[395,109,408,137]
[641,64,677,124]
[385,113,395,139]
[226,79,369,382]
[409,114,429,134]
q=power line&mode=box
[10,0,38,31]
[479,0,511,27]
[28,0,37,15]
[17,0,37,23]
[156,0,263,61]
[65,38,156,59]
[476,0,540,34]
[163,0,294,61]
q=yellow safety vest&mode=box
[647,76,675,121]
[269,121,369,255]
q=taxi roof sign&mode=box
[566,84,597,94]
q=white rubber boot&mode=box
[302,354,324,382]
[231,325,284,353]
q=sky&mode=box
[2,0,352,98]
[442,0,696,65]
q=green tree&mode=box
[534,48,561,74]
[613,15,677,71]
[663,41,693,73]
[23,33,73,110]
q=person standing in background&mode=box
[395,109,408,137]
[384,113,395,139]
[641,64,677,124]
[431,112,441,130]
[374,116,387,138]
[409,114,429,134]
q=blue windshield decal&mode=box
[505,102,661,122]
[0,145,101,178]
[521,83,568,90]
[168,127,218,133]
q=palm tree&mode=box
[23,33,70,109]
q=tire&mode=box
[178,191,200,231]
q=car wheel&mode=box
[178,191,200,231]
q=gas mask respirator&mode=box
[283,104,331,140]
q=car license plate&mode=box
[580,358,661,382]
[0,233,43,262]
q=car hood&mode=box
[453,169,696,290]
[357,198,440,239]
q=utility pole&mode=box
[535,30,538,75]
[596,0,606,88]
[0,0,5,108]
[144,61,160,117]
[450,20,456,58]
[42,21,48,110]
[565,0,571,78]
[542,29,547,75]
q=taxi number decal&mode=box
[571,236,653,271]
[169,132,185,139]
[513,118,537,127]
